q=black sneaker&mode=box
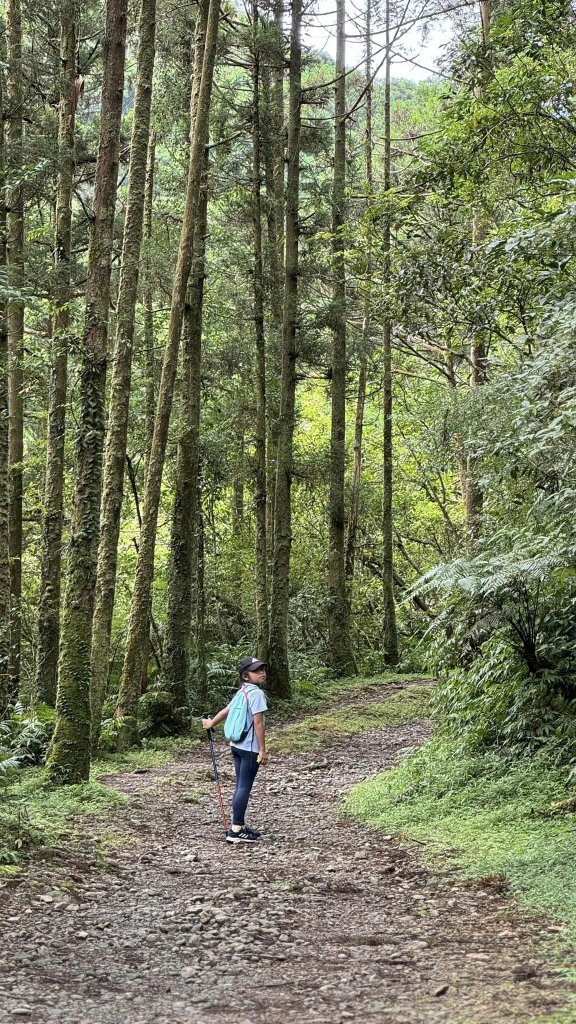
[226,828,258,844]
[244,826,262,838]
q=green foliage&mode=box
[415,329,576,761]
[0,769,128,864]
[272,682,432,754]
[0,704,55,776]
[344,739,576,942]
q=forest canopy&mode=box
[1,0,576,785]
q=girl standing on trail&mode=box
[202,656,268,844]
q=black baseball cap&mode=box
[238,656,267,676]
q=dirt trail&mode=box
[0,686,573,1024]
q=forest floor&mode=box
[1,680,575,1024]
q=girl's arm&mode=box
[253,712,268,764]
[202,706,229,730]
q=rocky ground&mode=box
[0,683,574,1024]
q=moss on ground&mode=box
[271,670,431,721]
[344,737,576,945]
[92,735,200,777]
[0,771,128,864]
[272,681,432,754]
[0,736,201,864]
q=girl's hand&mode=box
[202,718,213,730]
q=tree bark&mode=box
[90,0,157,753]
[261,0,284,560]
[345,0,372,581]
[327,0,356,677]
[156,1,209,712]
[137,131,158,697]
[163,163,209,713]
[267,0,301,699]
[0,59,11,711]
[251,2,269,664]
[35,1,79,708]
[194,485,207,705]
[5,0,24,695]
[143,131,157,465]
[381,4,399,666]
[345,354,367,578]
[115,0,220,749]
[47,0,128,784]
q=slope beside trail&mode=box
[0,683,573,1024]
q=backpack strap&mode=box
[241,684,255,749]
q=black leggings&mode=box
[231,747,260,826]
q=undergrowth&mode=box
[272,682,432,754]
[0,735,198,867]
[344,738,576,942]
[0,773,128,868]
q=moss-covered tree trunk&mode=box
[327,0,356,677]
[163,163,209,713]
[154,2,209,712]
[47,0,128,784]
[0,62,12,711]
[261,1,284,560]
[345,2,372,581]
[345,354,367,579]
[5,0,24,694]
[267,0,301,699]
[251,2,269,664]
[115,0,220,749]
[139,130,157,694]
[143,131,157,464]
[194,486,207,704]
[35,2,79,707]
[381,10,398,666]
[90,0,157,753]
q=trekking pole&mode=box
[204,720,228,835]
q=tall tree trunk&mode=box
[194,485,207,704]
[90,0,157,753]
[466,0,492,540]
[47,0,128,784]
[163,164,209,713]
[345,355,367,578]
[5,0,24,695]
[327,0,356,677]
[0,60,11,711]
[267,0,301,699]
[143,131,157,464]
[35,1,79,708]
[261,0,284,560]
[156,4,209,711]
[251,1,269,664]
[381,5,398,666]
[345,0,372,581]
[115,0,220,749]
[138,131,157,696]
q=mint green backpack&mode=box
[223,685,252,743]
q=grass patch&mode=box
[0,768,128,863]
[92,735,200,777]
[0,736,204,865]
[344,737,576,943]
[271,671,431,722]
[272,682,432,754]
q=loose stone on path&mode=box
[0,690,572,1023]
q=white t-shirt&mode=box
[229,683,268,753]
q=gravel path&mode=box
[0,686,573,1024]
